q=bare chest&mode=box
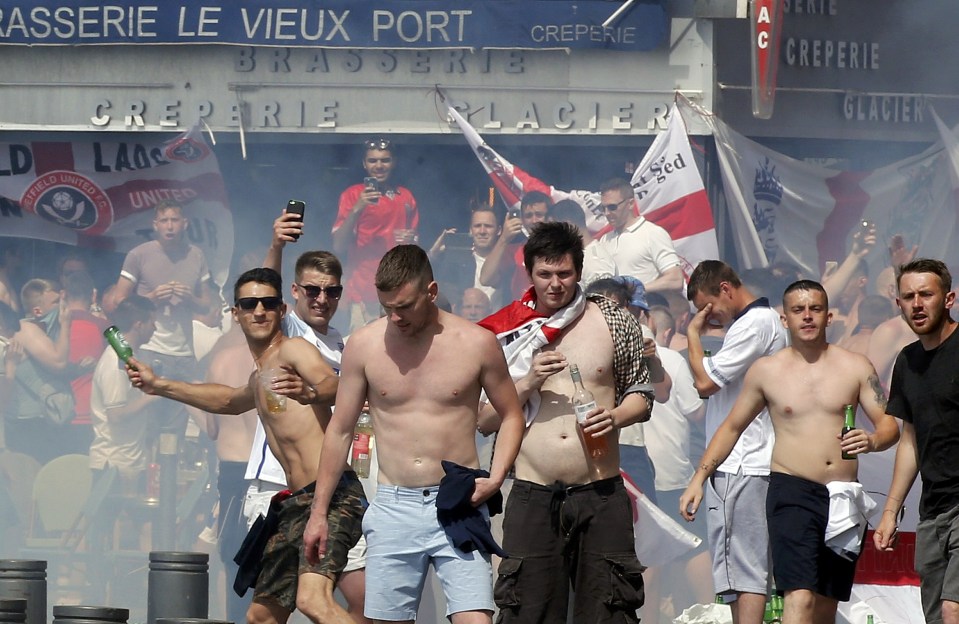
[366,340,483,408]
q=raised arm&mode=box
[685,304,721,398]
[479,213,522,287]
[127,356,254,414]
[264,210,303,272]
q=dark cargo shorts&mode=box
[252,472,367,611]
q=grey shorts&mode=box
[705,470,771,598]
[916,504,959,623]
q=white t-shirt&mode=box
[704,300,789,476]
[592,217,682,285]
[89,346,149,475]
[642,347,705,491]
[243,311,345,486]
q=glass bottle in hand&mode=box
[570,364,608,459]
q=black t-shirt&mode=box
[887,324,959,519]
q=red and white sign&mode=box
[0,125,233,285]
[750,0,784,119]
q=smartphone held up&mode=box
[286,199,306,241]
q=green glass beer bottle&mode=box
[841,404,856,460]
[103,325,134,364]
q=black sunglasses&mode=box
[365,138,392,150]
[235,296,283,311]
[296,284,343,300]
[601,197,631,213]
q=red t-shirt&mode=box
[69,311,109,424]
[333,183,418,305]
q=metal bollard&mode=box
[51,606,129,624]
[0,599,26,624]
[147,552,209,624]
[155,432,179,551]
[0,560,46,624]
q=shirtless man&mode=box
[478,222,658,623]
[680,280,899,624]
[127,267,363,624]
[304,245,525,624]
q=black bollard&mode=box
[0,599,26,624]
[52,606,129,624]
[0,560,46,624]
[147,552,209,624]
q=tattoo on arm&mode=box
[699,459,721,476]
[868,374,888,410]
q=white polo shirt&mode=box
[704,299,789,476]
[593,217,682,285]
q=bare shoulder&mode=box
[343,318,386,353]
[439,311,496,343]
[827,344,876,375]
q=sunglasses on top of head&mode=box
[235,296,283,311]
[365,138,392,151]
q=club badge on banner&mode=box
[0,124,234,286]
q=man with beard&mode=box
[127,267,363,624]
[875,259,959,624]
[681,280,898,624]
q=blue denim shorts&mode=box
[363,483,494,621]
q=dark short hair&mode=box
[898,258,953,292]
[599,177,635,199]
[112,295,155,332]
[295,251,343,282]
[520,190,550,210]
[551,199,587,229]
[585,278,629,307]
[523,222,584,276]
[687,260,742,301]
[154,200,183,217]
[234,267,282,303]
[856,295,894,331]
[783,279,829,308]
[63,270,95,302]
[375,245,434,292]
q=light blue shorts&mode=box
[363,483,494,621]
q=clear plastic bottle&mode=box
[569,364,608,459]
[351,411,374,478]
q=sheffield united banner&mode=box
[0,125,234,285]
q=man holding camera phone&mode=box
[332,138,419,331]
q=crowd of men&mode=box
[1,136,958,624]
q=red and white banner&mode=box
[448,103,719,278]
[685,97,959,281]
[0,124,233,285]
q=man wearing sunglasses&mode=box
[127,267,365,624]
[332,137,419,331]
[589,178,684,294]
[261,213,370,621]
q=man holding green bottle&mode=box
[680,280,900,624]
